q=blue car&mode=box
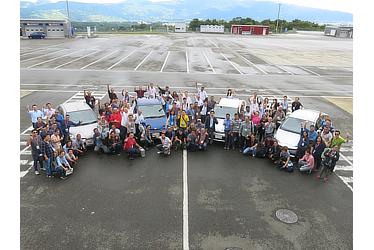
[136,98,167,138]
[28,32,46,39]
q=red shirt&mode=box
[123,137,136,151]
[109,112,122,128]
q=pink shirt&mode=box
[251,115,261,126]
[301,154,315,169]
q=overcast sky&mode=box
[24,0,353,14]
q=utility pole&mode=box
[65,0,71,38]
[275,3,281,33]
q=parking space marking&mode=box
[183,149,189,250]
[134,50,153,71]
[340,152,353,167]
[337,176,353,192]
[81,50,119,69]
[21,49,69,63]
[208,38,219,48]
[274,65,294,75]
[220,53,243,74]
[298,66,322,77]
[202,50,216,74]
[160,51,170,72]
[186,51,190,73]
[27,50,81,68]
[20,47,56,57]
[54,50,100,69]
[107,49,137,70]
[20,41,69,56]
[238,54,268,74]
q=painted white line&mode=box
[20,165,34,178]
[220,53,243,74]
[20,141,27,146]
[20,41,68,56]
[20,148,31,155]
[21,49,69,63]
[160,51,171,72]
[27,50,81,68]
[202,51,216,74]
[239,54,268,74]
[20,47,55,57]
[336,175,353,192]
[81,50,119,70]
[186,51,190,73]
[54,50,100,69]
[335,165,353,171]
[107,49,137,70]
[20,160,29,165]
[339,147,353,152]
[208,38,219,48]
[183,149,189,250]
[275,65,294,75]
[298,66,322,77]
[340,152,353,167]
[134,50,153,71]
[21,125,34,135]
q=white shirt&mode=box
[43,108,55,119]
[120,111,129,127]
[148,86,157,98]
[250,103,259,115]
[196,98,203,107]
[198,90,208,101]
[201,105,207,116]
[161,137,172,148]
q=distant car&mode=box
[136,98,167,139]
[56,101,98,146]
[274,109,328,157]
[28,32,46,39]
[214,97,247,141]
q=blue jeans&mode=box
[44,158,52,176]
[243,147,256,156]
[126,148,139,158]
[55,166,65,177]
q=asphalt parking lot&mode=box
[20,32,353,249]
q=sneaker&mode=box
[35,171,40,175]
[41,167,46,171]
[157,151,162,154]
[129,157,135,160]
[60,176,66,180]
[47,175,52,178]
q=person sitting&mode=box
[197,128,209,151]
[93,128,109,153]
[140,125,154,149]
[72,134,86,155]
[55,150,73,179]
[186,130,198,152]
[157,132,172,155]
[107,131,122,155]
[297,149,315,174]
[243,133,258,157]
[268,140,281,163]
[173,129,186,150]
[277,146,291,171]
[123,132,143,160]
[165,126,175,142]
[316,145,340,182]
[66,148,78,166]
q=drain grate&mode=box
[275,209,298,224]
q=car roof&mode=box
[59,101,91,112]
[218,98,245,108]
[137,98,161,105]
[288,109,321,122]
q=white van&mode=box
[213,98,246,141]
[56,101,98,146]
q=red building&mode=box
[231,25,270,35]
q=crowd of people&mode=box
[26,83,350,182]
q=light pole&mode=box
[65,0,71,37]
[275,3,281,33]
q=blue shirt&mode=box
[224,119,232,132]
[28,110,44,123]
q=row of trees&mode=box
[189,17,325,32]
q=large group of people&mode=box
[26,82,350,182]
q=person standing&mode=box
[107,84,118,103]
[239,116,253,152]
[27,104,44,128]
[40,134,55,178]
[223,113,233,150]
[84,90,96,109]
[42,102,55,120]
[312,136,326,170]
[27,129,44,175]
[280,96,289,115]
[147,83,157,99]
[204,110,218,144]
[291,97,303,112]
[197,86,208,102]
[317,146,340,182]
[330,130,349,151]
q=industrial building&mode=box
[324,26,353,38]
[174,23,187,33]
[231,24,269,35]
[20,19,71,38]
[200,25,224,33]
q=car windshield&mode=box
[215,106,237,119]
[139,104,165,118]
[280,117,314,134]
[67,109,97,125]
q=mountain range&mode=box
[20,0,353,24]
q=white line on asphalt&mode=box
[107,49,137,70]
[20,41,69,56]
[21,125,34,135]
[54,50,100,69]
[81,50,119,69]
[20,141,27,146]
[186,51,190,73]
[336,175,353,192]
[20,165,34,178]
[183,149,189,250]
[160,51,170,72]
[20,160,29,165]
[238,54,268,74]
[298,66,322,77]
[27,50,81,68]
[21,49,68,63]
[202,51,216,74]
[340,152,353,166]
[134,50,153,71]
[275,65,294,75]
[20,47,55,57]
[208,38,219,48]
[220,53,243,74]
[335,165,353,171]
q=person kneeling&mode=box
[242,133,257,157]
[55,151,73,179]
[157,132,172,155]
[186,130,198,152]
[197,128,209,151]
[298,149,315,174]
[123,132,144,160]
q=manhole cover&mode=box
[275,209,298,224]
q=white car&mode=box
[274,109,324,156]
[56,101,98,146]
[213,97,246,141]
